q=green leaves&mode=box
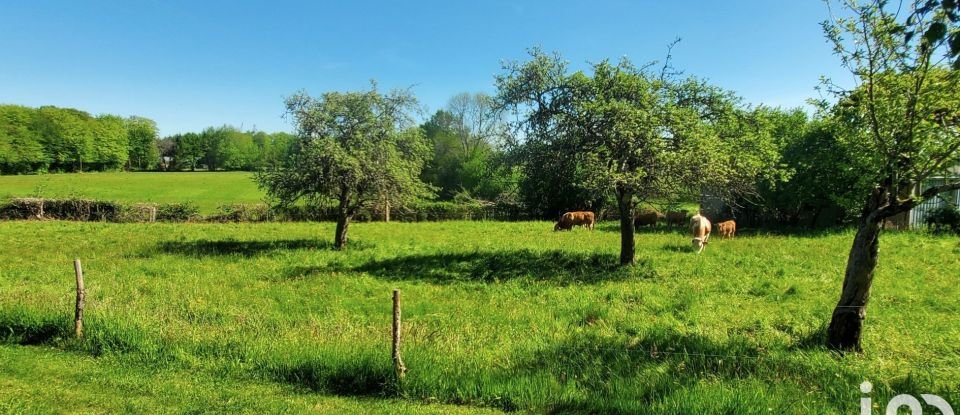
[497,48,786,216]
[257,85,432,214]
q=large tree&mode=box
[822,0,960,350]
[497,49,781,265]
[257,85,432,249]
[173,132,204,171]
[126,116,159,170]
[0,105,47,173]
[420,104,514,201]
[90,114,129,170]
[446,92,508,157]
[35,106,94,172]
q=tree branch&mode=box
[876,180,960,218]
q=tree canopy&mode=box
[257,85,433,249]
[0,105,161,173]
[496,48,784,264]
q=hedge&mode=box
[0,198,531,223]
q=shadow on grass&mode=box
[292,249,657,285]
[508,328,768,414]
[659,242,693,253]
[790,324,831,351]
[261,356,394,397]
[155,238,371,257]
[595,222,691,235]
[0,313,70,345]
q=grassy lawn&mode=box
[0,172,263,214]
[0,345,503,415]
[1,220,957,413]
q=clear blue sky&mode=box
[0,1,852,136]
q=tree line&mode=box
[0,86,922,232]
[157,127,298,172]
[0,105,160,173]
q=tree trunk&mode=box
[334,213,351,250]
[617,190,635,266]
[827,213,883,351]
[334,189,352,250]
[809,206,823,229]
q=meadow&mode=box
[0,172,263,214]
[1,220,958,414]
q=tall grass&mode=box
[1,221,957,413]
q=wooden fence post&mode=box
[392,289,406,380]
[73,259,85,338]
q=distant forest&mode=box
[0,104,298,174]
[0,93,516,204]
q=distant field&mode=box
[0,172,263,213]
[1,221,957,413]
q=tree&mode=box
[221,127,259,170]
[126,116,159,170]
[157,136,176,170]
[420,97,514,201]
[257,85,432,249]
[743,112,875,228]
[174,132,204,171]
[35,106,94,172]
[199,126,229,171]
[821,0,960,350]
[446,92,508,156]
[0,105,47,173]
[497,49,781,265]
[90,114,129,170]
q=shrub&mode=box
[925,205,960,234]
[0,198,123,221]
[270,205,338,222]
[208,204,274,222]
[46,199,124,221]
[0,198,43,219]
[120,203,158,223]
[155,203,201,222]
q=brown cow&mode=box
[690,213,712,253]
[716,220,736,239]
[665,210,690,227]
[633,208,663,230]
[555,211,595,231]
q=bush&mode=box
[155,203,201,222]
[120,203,158,223]
[925,205,960,234]
[0,198,43,220]
[0,198,123,221]
[0,198,531,223]
[208,204,274,222]
[270,204,338,222]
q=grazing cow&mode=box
[665,210,690,227]
[717,220,736,239]
[633,208,663,230]
[690,213,712,254]
[555,211,596,231]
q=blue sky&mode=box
[0,1,852,136]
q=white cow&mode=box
[690,213,712,254]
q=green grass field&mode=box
[1,220,957,414]
[0,172,263,213]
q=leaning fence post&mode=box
[392,289,406,380]
[73,259,85,338]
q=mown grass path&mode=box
[1,221,957,413]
